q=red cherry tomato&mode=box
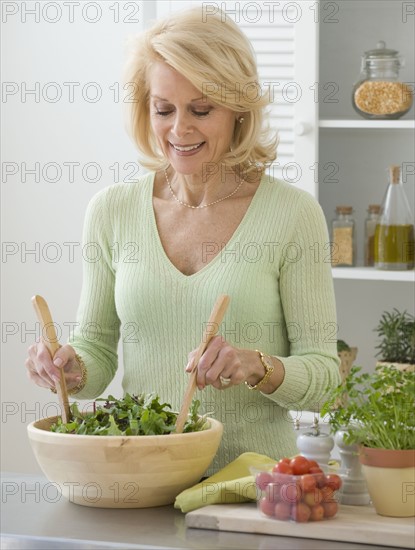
[323,501,339,518]
[265,483,281,503]
[309,467,326,488]
[271,472,289,488]
[290,456,311,476]
[325,474,342,491]
[303,488,323,508]
[310,504,325,521]
[274,501,291,520]
[280,482,301,504]
[308,459,319,469]
[299,474,317,493]
[317,475,327,488]
[273,461,293,475]
[259,496,276,517]
[321,485,335,503]
[256,471,273,491]
[278,457,291,465]
[291,502,311,522]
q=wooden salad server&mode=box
[175,294,230,434]
[31,295,71,423]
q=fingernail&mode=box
[53,358,63,367]
[197,385,204,391]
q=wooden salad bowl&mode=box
[27,415,223,508]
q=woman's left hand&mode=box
[185,335,264,390]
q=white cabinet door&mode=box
[147,0,319,196]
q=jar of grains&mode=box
[331,206,356,267]
[352,41,413,119]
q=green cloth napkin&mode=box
[174,451,277,513]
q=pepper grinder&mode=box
[334,428,370,505]
[296,417,334,465]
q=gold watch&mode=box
[245,350,274,390]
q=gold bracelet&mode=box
[245,350,274,390]
[50,354,87,395]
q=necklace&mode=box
[164,168,244,209]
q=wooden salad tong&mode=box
[32,295,71,423]
[175,294,230,433]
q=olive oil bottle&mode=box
[374,165,414,270]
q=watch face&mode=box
[262,354,274,372]
[246,351,274,390]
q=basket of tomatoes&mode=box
[250,456,343,523]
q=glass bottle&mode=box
[331,206,355,267]
[364,204,381,267]
[352,41,413,119]
[374,165,415,270]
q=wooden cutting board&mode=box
[186,502,414,548]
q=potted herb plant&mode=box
[322,364,415,517]
[375,309,415,371]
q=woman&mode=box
[25,8,340,472]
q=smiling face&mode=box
[148,61,238,176]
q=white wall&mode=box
[1,1,153,473]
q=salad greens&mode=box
[50,393,209,436]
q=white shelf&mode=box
[319,119,415,129]
[332,267,415,281]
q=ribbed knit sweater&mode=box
[71,171,340,473]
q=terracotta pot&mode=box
[359,446,415,517]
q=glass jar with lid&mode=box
[352,41,413,119]
[331,206,355,267]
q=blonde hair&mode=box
[123,7,278,177]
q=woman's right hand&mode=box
[25,340,83,392]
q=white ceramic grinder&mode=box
[296,417,335,465]
[334,428,370,505]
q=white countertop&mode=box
[1,473,391,550]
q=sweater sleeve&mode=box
[265,191,341,412]
[69,188,120,399]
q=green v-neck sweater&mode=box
[71,171,340,473]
